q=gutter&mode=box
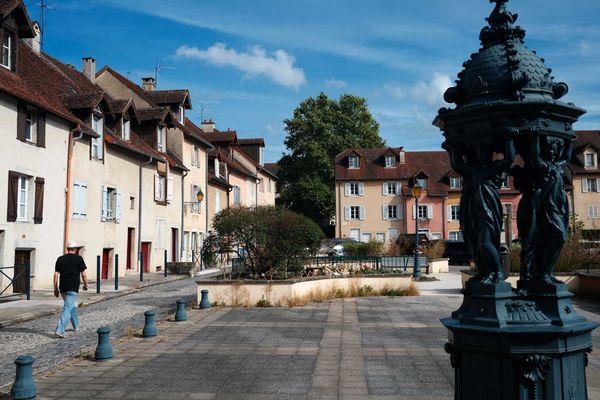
[138,156,154,272]
[180,169,188,261]
[63,124,83,252]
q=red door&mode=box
[101,249,110,279]
[141,242,150,273]
[126,228,134,269]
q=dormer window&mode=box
[157,125,166,152]
[1,31,12,70]
[385,155,396,168]
[348,155,359,169]
[449,177,461,189]
[416,178,427,190]
[499,173,509,188]
[122,118,130,140]
[91,114,104,160]
[584,152,596,168]
[178,106,184,124]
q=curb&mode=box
[0,275,189,329]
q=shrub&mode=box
[334,288,346,298]
[212,206,324,278]
[256,298,272,307]
[358,285,373,297]
[344,240,384,256]
[423,240,445,260]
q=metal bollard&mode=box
[96,255,101,294]
[175,299,187,321]
[25,263,31,301]
[114,254,119,291]
[139,251,144,282]
[199,289,211,309]
[142,310,157,337]
[164,249,167,278]
[11,355,36,400]
[94,326,113,361]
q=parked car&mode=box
[328,237,357,256]
[443,240,472,265]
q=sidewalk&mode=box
[0,269,222,328]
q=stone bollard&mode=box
[199,289,211,309]
[11,355,36,400]
[95,326,113,361]
[175,299,187,321]
[142,310,157,337]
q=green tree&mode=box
[277,93,384,234]
[211,206,324,278]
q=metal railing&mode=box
[0,264,31,300]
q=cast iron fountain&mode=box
[435,1,598,399]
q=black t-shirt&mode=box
[55,254,87,293]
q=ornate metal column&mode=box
[434,1,598,399]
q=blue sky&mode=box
[35,0,600,162]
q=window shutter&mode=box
[7,172,18,222]
[72,183,80,217]
[344,206,350,221]
[395,182,401,195]
[398,205,404,219]
[359,206,366,221]
[383,205,389,220]
[427,205,433,219]
[215,191,220,213]
[36,111,46,148]
[154,174,161,201]
[412,205,416,220]
[16,102,26,142]
[344,183,350,197]
[167,176,174,202]
[583,180,589,193]
[448,206,452,221]
[115,191,122,223]
[101,186,108,222]
[596,179,600,192]
[34,177,44,224]
[382,182,387,196]
[359,183,365,196]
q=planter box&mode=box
[430,258,449,274]
[460,270,579,292]
[196,274,413,307]
[578,273,600,299]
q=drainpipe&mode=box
[138,156,154,272]
[205,150,209,232]
[180,169,188,261]
[63,125,83,252]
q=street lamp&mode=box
[412,182,422,279]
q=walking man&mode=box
[54,241,88,338]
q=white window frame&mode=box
[122,118,130,140]
[584,152,596,168]
[178,106,185,124]
[449,231,463,241]
[158,176,166,202]
[157,126,166,152]
[387,204,399,220]
[449,205,460,221]
[17,176,28,222]
[383,182,400,196]
[1,32,11,70]
[348,156,359,169]
[92,115,104,160]
[385,155,396,168]
[500,173,510,188]
[449,177,461,189]
[214,159,220,178]
[588,204,599,219]
[417,204,430,219]
[584,178,599,193]
[192,146,200,167]
[347,205,365,221]
[25,107,37,143]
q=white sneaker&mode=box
[55,331,65,338]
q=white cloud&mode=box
[384,73,452,106]
[175,43,306,89]
[325,78,347,89]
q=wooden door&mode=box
[171,228,178,262]
[126,228,134,269]
[13,250,30,293]
[101,249,110,279]
[141,242,150,273]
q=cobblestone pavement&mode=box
[0,277,196,388]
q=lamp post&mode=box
[412,183,422,279]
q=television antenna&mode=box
[196,100,220,121]
[154,63,176,84]
[36,0,56,51]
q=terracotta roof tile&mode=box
[61,91,104,110]
[209,149,256,179]
[146,90,191,108]
[263,163,280,176]
[0,0,20,14]
[208,172,232,189]
[238,138,265,146]
[138,107,171,122]
[182,118,213,148]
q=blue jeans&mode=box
[56,291,79,334]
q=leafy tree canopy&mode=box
[277,93,384,234]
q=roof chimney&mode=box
[24,22,41,54]
[202,119,215,133]
[141,77,156,91]
[399,150,406,164]
[82,57,96,83]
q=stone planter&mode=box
[460,269,579,292]
[429,258,449,273]
[196,274,413,307]
[578,272,600,299]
